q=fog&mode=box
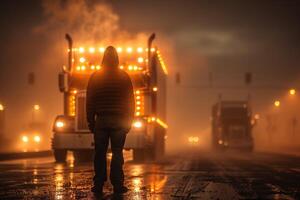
[0,0,173,152]
[0,0,299,155]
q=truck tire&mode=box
[73,150,94,162]
[54,149,67,163]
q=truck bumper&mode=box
[52,131,147,150]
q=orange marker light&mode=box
[137,47,143,53]
[274,100,280,107]
[289,89,296,95]
[127,47,133,53]
[99,47,105,53]
[89,47,95,53]
[117,47,122,53]
[137,57,144,63]
[79,57,85,63]
[79,47,85,53]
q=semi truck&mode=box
[52,33,168,162]
[211,100,254,151]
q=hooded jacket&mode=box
[86,46,135,132]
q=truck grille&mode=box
[76,92,89,131]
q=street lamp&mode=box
[289,89,296,96]
[32,104,40,123]
[0,104,5,137]
[34,104,40,111]
[274,100,280,107]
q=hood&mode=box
[101,46,119,70]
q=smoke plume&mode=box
[35,0,148,45]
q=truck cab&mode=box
[52,34,168,162]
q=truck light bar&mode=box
[69,94,76,116]
[75,65,101,71]
[79,47,85,53]
[134,90,145,116]
[137,47,143,53]
[69,46,168,75]
[157,51,168,75]
[74,64,144,72]
[99,47,105,53]
[126,47,133,53]
[147,117,168,129]
[156,118,168,129]
[71,47,154,54]
[89,47,95,53]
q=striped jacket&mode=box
[86,69,134,132]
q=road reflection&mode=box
[127,163,168,200]
[132,177,142,192]
[5,152,169,199]
[54,164,64,200]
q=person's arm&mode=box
[86,74,96,132]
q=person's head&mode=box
[102,46,119,70]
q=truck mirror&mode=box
[58,72,68,92]
[245,72,252,85]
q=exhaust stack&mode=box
[65,34,73,71]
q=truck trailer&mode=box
[52,33,168,162]
[211,100,254,151]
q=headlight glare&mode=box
[53,115,75,133]
[56,121,64,128]
[133,121,143,128]
[34,135,41,143]
[22,136,29,143]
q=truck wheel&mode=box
[73,150,94,162]
[54,149,67,163]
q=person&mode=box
[86,46,135,195]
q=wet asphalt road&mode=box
[0,150,299,200]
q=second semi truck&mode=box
[211,100,254,151]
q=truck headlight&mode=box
[34,135,41,143]
[56,121,64,128]
[133,121,143,128]
[22,136,29,143]
[53,115,75,133]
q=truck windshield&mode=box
[221,107,248,118]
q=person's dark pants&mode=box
[93,128,127,187]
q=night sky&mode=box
[0,0,300,150]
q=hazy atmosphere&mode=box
[0,1,300,199]
[1,0,300,152]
